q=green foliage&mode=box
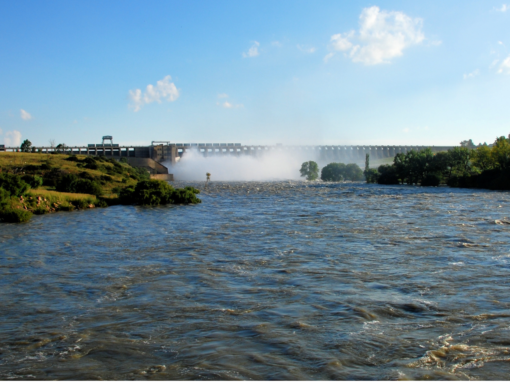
[321,163,344,182]
[377,165,399,185]
[118,180,201,206]
[1,209,33,223]
[0,187,10,209]
[364,168,379,183]
[0,173,31,197]
[172,186,202,204]
[300,161,319,181]
[321,162,363,182]
[21,175,43,189]
[421,174,441,187]
[56,174,102,196]
[344,163,364,181]
[20,139,32,153]
[65,155,79,162]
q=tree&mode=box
[55,143,66,153]
[460,139,476,148]
[300,161,319,181]
[491,136,510,170]
[20,139,32,152]
[344,163,364,181]
[320,163,345,182]
[471,145,495,172]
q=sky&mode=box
[0,0,509,147]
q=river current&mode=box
[1,181,510,380]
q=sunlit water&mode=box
[1,181,510,380]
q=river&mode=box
[1,181,510,380]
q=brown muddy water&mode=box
[1,181,510,380]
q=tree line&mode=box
[364,135,510,190]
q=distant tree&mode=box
[55,143,66,153]
[20,139,32,152]
[471,145,495,172]
[49,139,56,149]
[344,163,364,181]
[320,163,345,182]
[460,139,476,148]
[299,161,319,181]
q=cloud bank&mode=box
[129,75,179,112]
[326,6,425,65]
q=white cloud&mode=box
[217,101,243,109]
[327,6,425,65]
[217,93,229,98]
[128,75,179,112]
[20,109,32,120]
[297,44,316,53]
[4,130,22,147]
[243,41,260,58]
[498,55,510,74]
[330,31,354,51]
[271,41,282,47]
[463,69,479,79]
[403,128,410,133]
[323,52,335,63]
[495,4,509,12]
[0,128,3,135]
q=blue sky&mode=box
[0,0,509,147]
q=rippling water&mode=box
[1,181,510,380]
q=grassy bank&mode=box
[0,152,200,223]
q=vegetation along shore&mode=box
[0,152,200,223]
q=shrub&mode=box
[118,181,201,206]
[0,187,10,209]
[85,162,99,170]
[66,155,79,162]
[377,165,400,185]
[56,174,78,192]
[100,175,113,182]
[22,175,43,189]
[321,163,345,182]
[172,187,202,204]
[96,199,108,208]
[1,209,33,223]
[421,174,441,187]
[132,180,175,206]
[56,175,103,196]
[0,173,31,197]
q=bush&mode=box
[0,187,10,209]
[321,163,345,182]
[22,175,43,189]
[66,155,79,162]
[364,168,379,183]
[56,175,103,196]
[0,173,31,197]
[1,209,33,223]
[421,174,441,187]
[172,187,202,204]
[377,165,400,185]
[118,181,201,206]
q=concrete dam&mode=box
[1,142,455,177]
